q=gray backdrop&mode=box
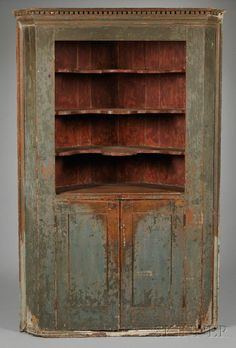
[0,0,235,346]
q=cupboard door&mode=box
[55,201,119,331]
[120,199,185,329]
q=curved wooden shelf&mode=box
[56,145,185,157]
[55,108,185,116]
[56,183,185,195]
[55,68,186,74]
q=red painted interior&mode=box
[55,155,185,188]
[55,41,186,192]
[55,41,186,71]
[55,115,185,148]
[55,74,185,110]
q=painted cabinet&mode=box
[55,200,184,331]
[14,8,223,337]
[120,200,185,329]
[55,201,119,331]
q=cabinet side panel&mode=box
[19,24,39,331]
[185,27,205,328]
[17,21,26,331]
[212,22,222,328]
[35,27,56,330]
[201,26,217,328]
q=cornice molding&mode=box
[13,8,224,18]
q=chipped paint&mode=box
[25,325,217,337]
[185,209,203,225]
[15,7,222,337]
[26,307,40,332]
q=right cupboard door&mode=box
[120,199,185,329]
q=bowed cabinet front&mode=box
[14,8,223,336]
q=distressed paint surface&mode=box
[132,213,172,306]
[120,200,185,329]
[22,24,38,330]
[69,214,108,306]
[15,8,223,337]
[55,25,187,42]
[185,27,205,328]
[55,201,119,330]
[35,27,55,329]
[201,27,217,327]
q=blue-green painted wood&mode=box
[201,26,217,327]
[69,213,108,306]
[168,201,186,326]
[133,213,172,306]
[55,24,186,41]
[55,201,119,331]
[16,9,223,335]
[23,24,38,329]
[185,27,205,328]
[35,26,55,330]
[120,200,184,329]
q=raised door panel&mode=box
[120,199,185,329]
[55,201,119,330]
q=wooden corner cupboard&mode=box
[14,8,224,337]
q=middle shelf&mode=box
[55,108,185,116]
[56,145,185,157]
[55,68,186,74]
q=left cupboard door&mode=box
[55,201,120,331]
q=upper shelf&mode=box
[55,68,186,74]
[56,145,185,157]
[55,108,185,116]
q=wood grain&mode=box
[55,145,185,157]
[55,74,186,110]
[16,7,222,336]
[55,41,186,71]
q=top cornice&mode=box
[13,7,224,18]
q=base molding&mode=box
[23,325,217,338]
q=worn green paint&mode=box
[168,201,185,326]
[212,22,222,326]
[201,27,217,327]
[23,24,38,329]
[133,213,172,306]
[15,8,223,336]
[55,24,186,41]
[185,27,206,328]
[55,201,119,331]
[120,200,184,329]
[35,27,55,329]
[69,214,107,306]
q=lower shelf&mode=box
[56,145,185,157]
[56,183,184,196]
